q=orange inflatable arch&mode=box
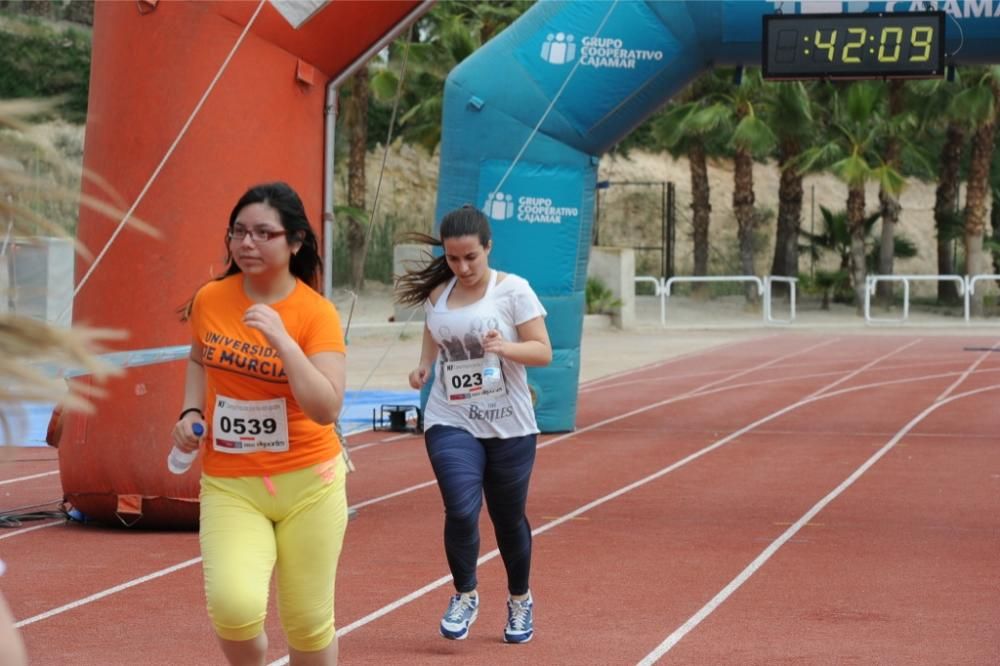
[60,0,428,528]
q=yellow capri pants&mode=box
[199,456,348,652]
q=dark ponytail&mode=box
[394,205,492,306]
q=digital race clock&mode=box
[762,11,945,80]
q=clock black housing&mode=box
[762,11,945,80]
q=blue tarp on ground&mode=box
[340,390,421,436]
[4,390,420,447]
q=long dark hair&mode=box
[394,205,492,306]
[179,182,322,319]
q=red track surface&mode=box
[2,334,999,665]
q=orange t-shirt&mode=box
[189,274,345,477]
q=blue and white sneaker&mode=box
[440,592,479,640]
[504,593,534,644]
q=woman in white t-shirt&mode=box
[396,205,552,645]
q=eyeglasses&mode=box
[227,226,288,243]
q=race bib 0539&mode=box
[212,395,290,454]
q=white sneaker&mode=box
[504,593,534,644]
[440,592,479,640]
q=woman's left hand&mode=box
[243,304,292,349]
[483,329,505,355]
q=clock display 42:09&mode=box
[793,25,935,65]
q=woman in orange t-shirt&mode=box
[171,182,347,666]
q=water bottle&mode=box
[482,351,501,389]
[168,422,204,475]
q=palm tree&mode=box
[799,205,862,309]
[934,119,967,303]
[762,80,813,294]
[652,72,730,293]
[371,1,530,153]
[991,179,1000,283]
[352,3,529,288]
[797,82,905,313]
[726,70,776,302]
[875,80,907,307]
[954,68,1000,315]
[342,65,370,290]
[911,74,971,304]
[654,103,711,290]
[800,205,916,310]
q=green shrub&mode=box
[0,13,91,122]
[585,276,621,314]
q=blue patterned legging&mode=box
[424,425,537,596]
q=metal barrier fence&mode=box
[764,276,798,325]
[634,275,798,326]
[864,273,1000,325]
[964,274,1000,323]
[634,275,665,326]
[663,276,765,325]
[863,274,966,325]
[635,273,1000,327]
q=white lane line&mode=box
[266,341,934,665]
[12,339,838,634]
[537,338,842,452]
[0,519,65,541]
[2,341,823,544]
[635,381,1000,666]
[8,345,986,549]
[583,364,1000,433]
[806,339,921,400]
[581,349,971,396]
[351,481,437,510]
[8,338,937,639]
[350,339,840,509]
[0,470,58,487]
[936,339,999,401]
[346,433,413,453]
[14,557,202,628]
[578,333,779,390]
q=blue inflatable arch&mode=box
[434,0,1000,431]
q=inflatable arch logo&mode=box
[484,192,515,221]
[540,33,576,64]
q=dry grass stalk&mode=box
[0,99,155,445]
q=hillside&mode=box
[353,141,965,296]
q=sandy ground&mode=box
[332,284,995,392]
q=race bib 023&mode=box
[442,358,506,403]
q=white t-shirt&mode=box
[423,270,547,438]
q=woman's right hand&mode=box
[408,365,430,389]
[171,417,205,453]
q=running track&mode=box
[2,333,998,665]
